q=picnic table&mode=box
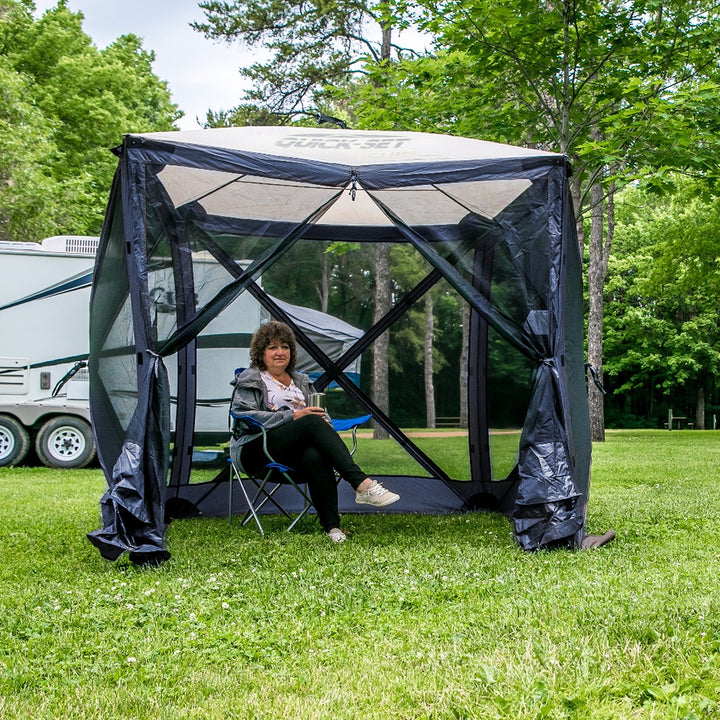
[665,412,693,429]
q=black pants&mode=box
[240,414,366,532]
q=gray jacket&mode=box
[229,366,316,455]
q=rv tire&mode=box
[35,416,96,469]
[0,415,31,467]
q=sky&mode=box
[32,0,253,130]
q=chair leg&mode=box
[246,473,314,533]
[229,463,315,535]
[230,462,265,535]
[242,475,294,521]
[228,465,233,525]
[285,478,314,532]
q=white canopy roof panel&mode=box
[131,126,558,167]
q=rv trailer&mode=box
[0,236,99,468]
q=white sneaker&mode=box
[326,528,347,543]
[355,480,400,508]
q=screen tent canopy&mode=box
[87,126,591,564]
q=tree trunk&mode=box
[696,382,705,430]
[571,174,585,259]
[381,24,392,62]
[372,243,390,439]
[319,251,329,313]
[587,181,606,442]
[425,294,435,428]
[368,23,393,441]
[649,378,654,421]
[459,302,470,428]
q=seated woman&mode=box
[230,320,400,543]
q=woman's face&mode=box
[262,338,291,376]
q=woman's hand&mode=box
[292,406,327,420]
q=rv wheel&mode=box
[0,415,30,467]
[35,416,96,469]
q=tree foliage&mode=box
[0,0,180,240]
[0,54,61,241]
[403,0,720,438]
[194,0,423,122]
[604,177,720,427]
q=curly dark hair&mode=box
[249,321,297,373]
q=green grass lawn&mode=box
[1,430,719,719]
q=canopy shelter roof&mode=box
[143,125,558,163]
[87,126,591,564]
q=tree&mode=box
[371,243,391,437]
[604,178,720,428]
[458,301,470,428]
[0,55,65,241]
[0,0,180,238]
[194,0,419,117]
[193,0,720,438]
[387,245,451,428]
[0,0,69,240]
[424,293,435,428]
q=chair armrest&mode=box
[330,414,372,432]
[230,412,267,438]
[229,411,278,465]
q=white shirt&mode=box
[260,371,306,411]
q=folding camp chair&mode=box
[228,413,315,534]
[227,412,372,533]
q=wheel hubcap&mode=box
[0,428,13,460]
[47,427,86,462]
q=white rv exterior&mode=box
[0,237,98,468]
